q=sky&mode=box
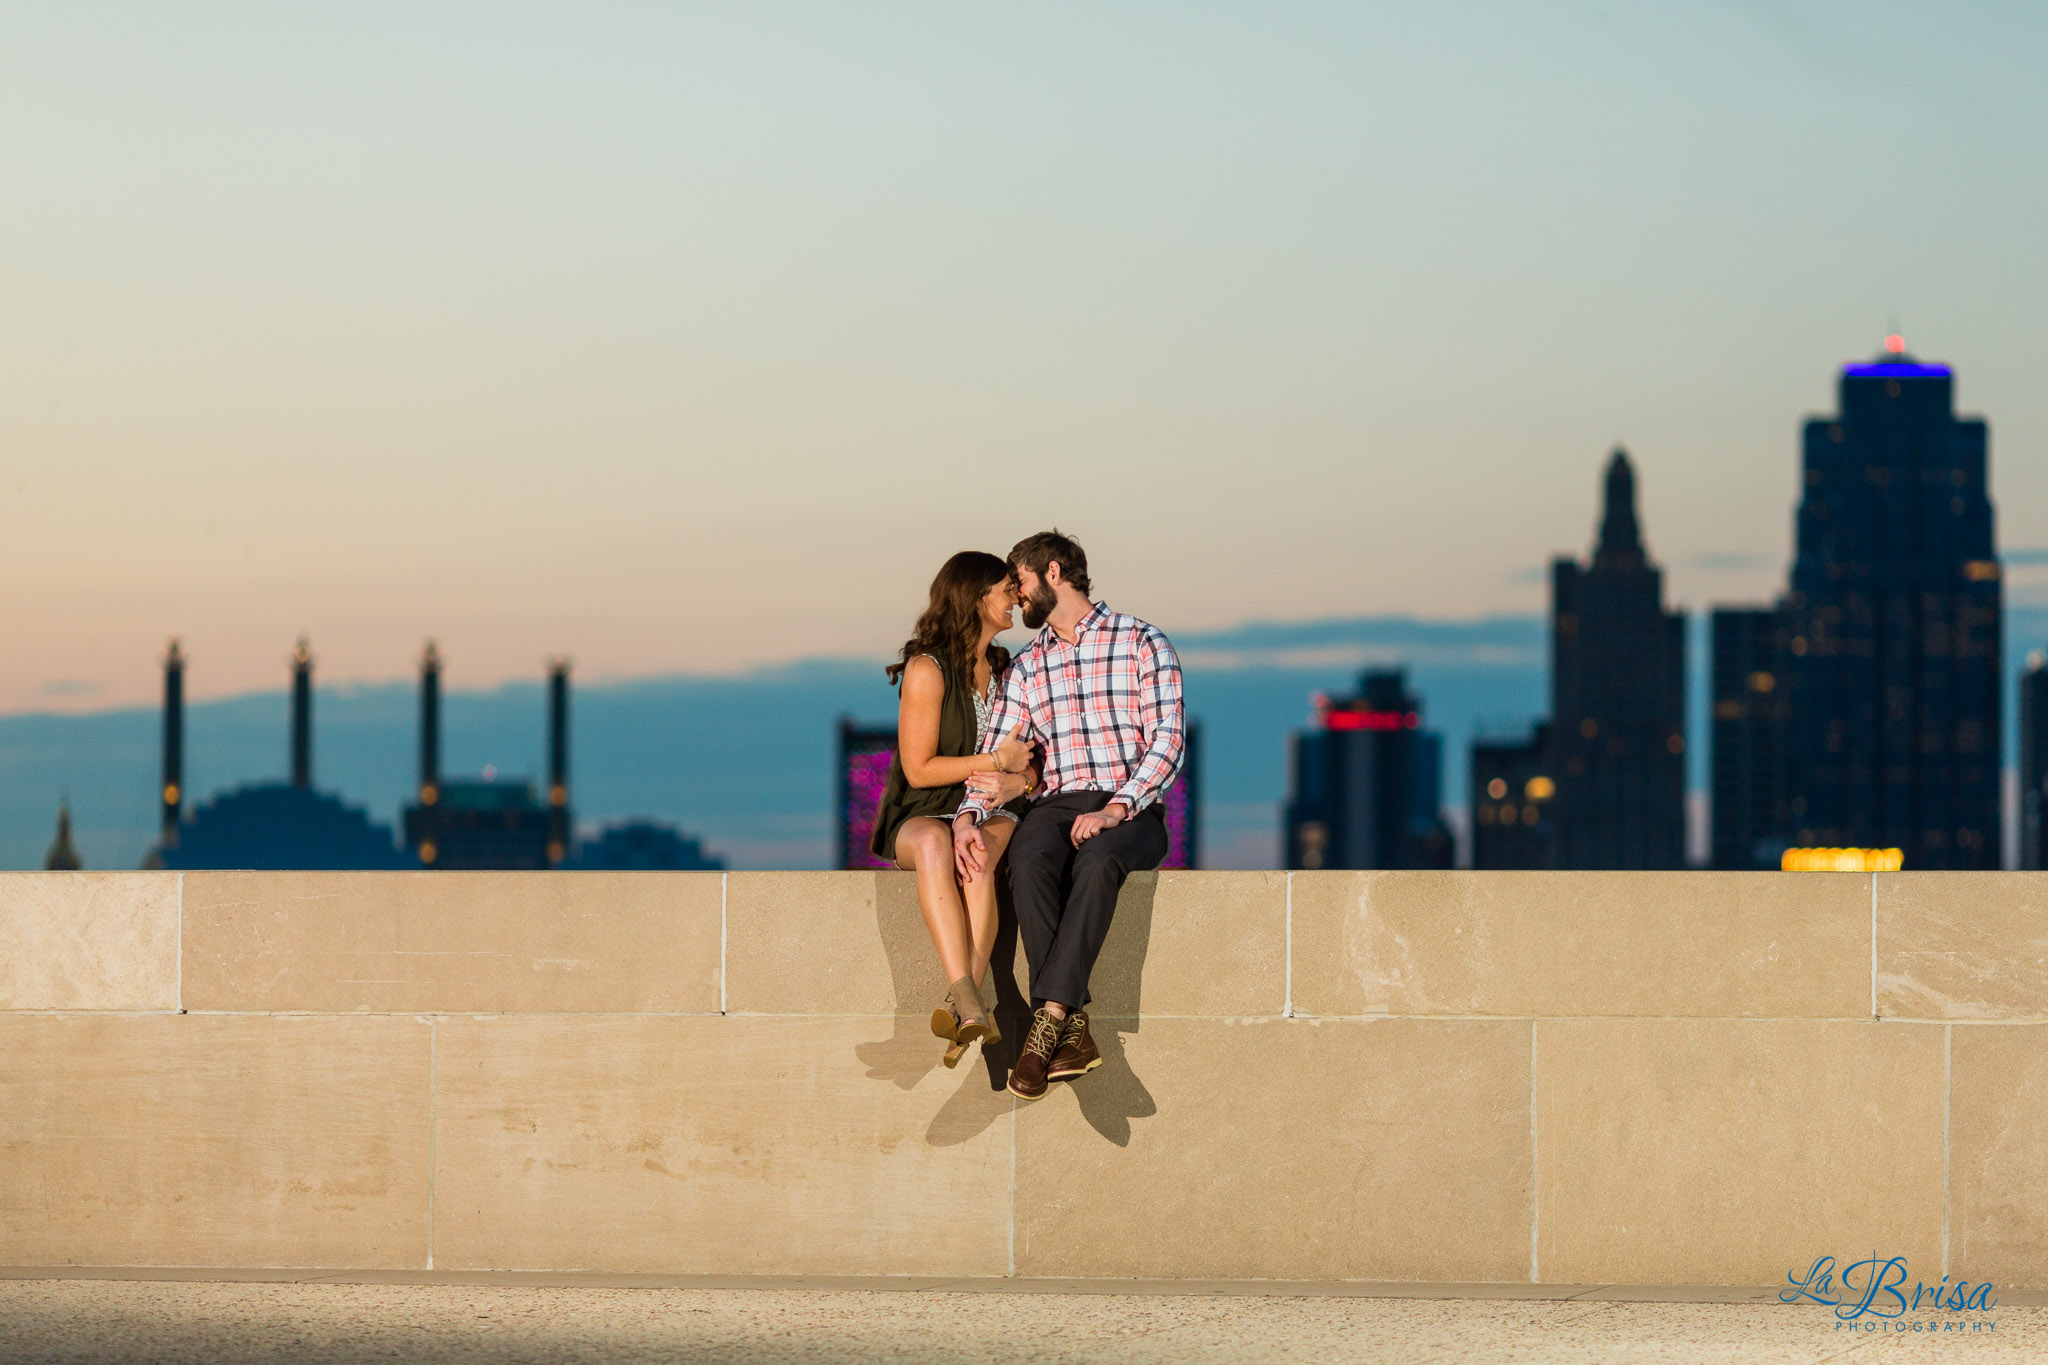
[6,2,2048,715]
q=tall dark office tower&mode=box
[161,639,185,846]
[1780,344,2000,868]
[1471,723,1555,869]
[1284,669,1453,870]
[546,659,571,866]
[418,641,442,807]
[1709,607,1789,868]
[2019,653,2048,869]
[1548,450,1687,869]
[290,638,313,789]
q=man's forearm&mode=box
[1111,722,1185,812]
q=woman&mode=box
[870,551,1037,1067]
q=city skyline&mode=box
[21,595,2048,875]
[14,342,2045,874]
[8,4,2048,714]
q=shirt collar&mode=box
[1043,600,1110,649]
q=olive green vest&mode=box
[869,654,1018,863]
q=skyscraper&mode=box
[1470,722,1555,869]
[1547,450,1687,869]
[1776,342,2000,868]
[1709,606,1789,869]
[2022,653,2048,870]
[837,718,899,871]
[1284,669,1452,870]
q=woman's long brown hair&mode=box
[886,551,1012,687]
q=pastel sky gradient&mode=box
[7,2,2047,713]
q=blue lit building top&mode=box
[1842,361,1952,379]
[1842,336,1952,379]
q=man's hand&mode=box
[953,815,987,880]
[1070,802,1128,848]
[966,767,1030,805]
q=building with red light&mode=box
[1283,669,1452,870]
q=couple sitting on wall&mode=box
[868,530,1186,1101]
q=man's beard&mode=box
[1021,582,1058,630]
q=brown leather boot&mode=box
[1008,1007,1062,1100]
[1046,1008,1102,1081]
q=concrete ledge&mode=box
[1289,872,1872,1019]
[1015,1017,1531,1281]
[723,870,1286,1016]
[1878,873,2048,1020]
[0,1014,430,1268]
[432,1014,1012,1276]
[181,871,723,1013]
[0,873,179,1011]
[7,871,2048,1291]
[1535,1018,1944,1285]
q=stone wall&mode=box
[3,870,2045,1286]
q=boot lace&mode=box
[1024,1013,1062,1062]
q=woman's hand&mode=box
[990,725,1032,775]
[966,767,1031,805]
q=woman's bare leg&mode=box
[962,816,1016,994]
[895,817,980,1013]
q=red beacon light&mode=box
[1323,709,1418,732]
[1884,334,1906,354]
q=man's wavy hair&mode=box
[885,551,1014,686]
[1008,529,1090,595]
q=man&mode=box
[955,530,1186,1100]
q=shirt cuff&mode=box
[1108,785,1154,815]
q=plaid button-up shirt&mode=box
[957,602,1186,823]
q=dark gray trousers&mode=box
[1006,791,1169,1010]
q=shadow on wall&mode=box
[852,870,1160,1148]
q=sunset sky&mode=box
[7,2,2047,714]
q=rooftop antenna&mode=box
[1885,310,1905,355]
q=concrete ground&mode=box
[0,1272,2038,1365]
